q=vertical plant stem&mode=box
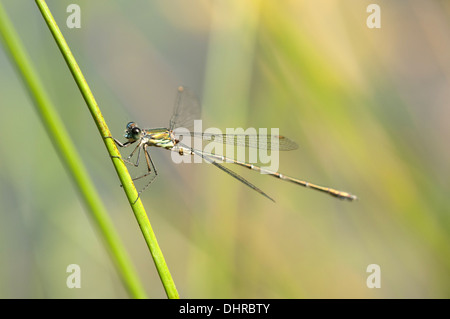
[34,0,179,298]
[0,1,147,298]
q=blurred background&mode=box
[1,0,449,298]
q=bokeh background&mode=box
[1,0,449,298]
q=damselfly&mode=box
[111,86,357,203]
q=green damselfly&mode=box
[111,86,357,203]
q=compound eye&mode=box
[126,122,135,129]
[131,127,141,136]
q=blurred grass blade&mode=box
[0,3,152,298]
[34,0,179,298]
[0,2,148,297]
[0,1,150,299]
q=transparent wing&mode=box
[169,86,202,132]
[177,141,275,202]
[187,132,298,151]
[168,86,297,151]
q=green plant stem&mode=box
[34,0,179,298]
[0,1,147,298]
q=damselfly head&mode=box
[124,122,142,141]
